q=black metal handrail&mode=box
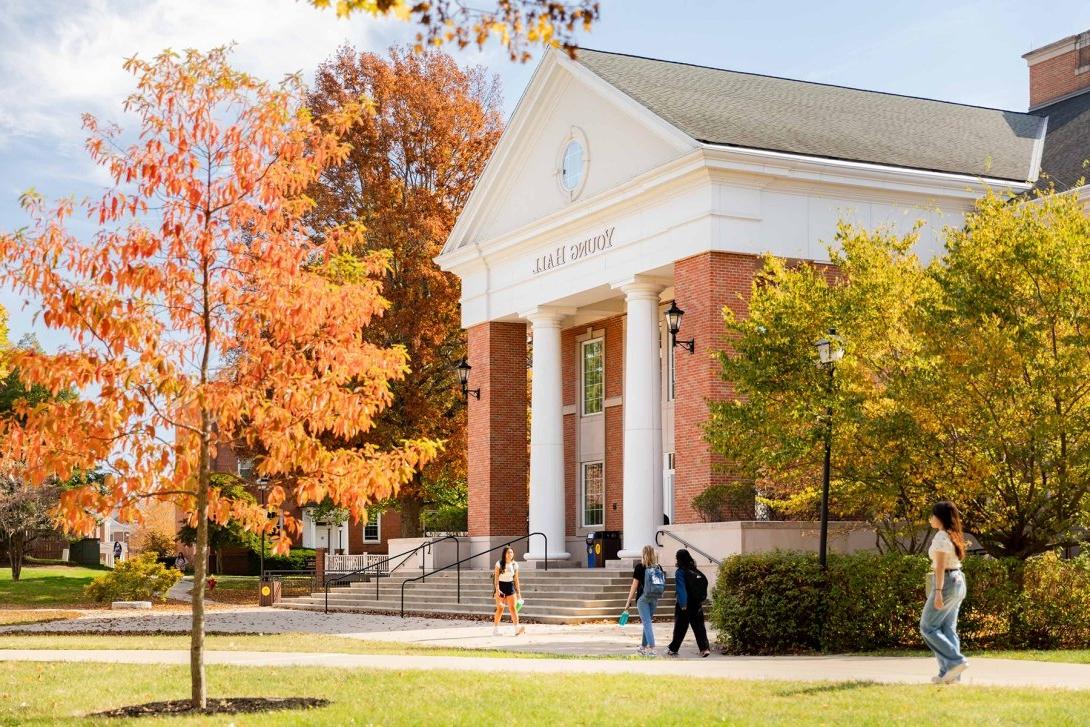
[655,529,722,566]
[323,535,459,613]
[399,532,548,617]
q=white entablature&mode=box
[436,49,1038,329]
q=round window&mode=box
[560,139,584,192]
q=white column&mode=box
[617,279,665,558]
[524,308,570,561]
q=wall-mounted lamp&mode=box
[665,301,695,354]
[455,357,480,400]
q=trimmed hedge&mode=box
[711,550,1090,654]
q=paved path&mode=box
[0,606,691,657]
[2,649,1088,689]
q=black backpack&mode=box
[685,569,709,605]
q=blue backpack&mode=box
[644,565,666,598]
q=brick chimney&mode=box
[1024,30,1090,110]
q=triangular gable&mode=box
[441,48,697,256]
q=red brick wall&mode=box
[562,327,578,536]
[466,321,529,536]
[560,315,626,536]
[603,316,625,531]
[1029,45,1090,108]
[348,508,402,553]
[673,251,759,523]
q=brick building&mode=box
[433,32,1090,566]
[210,446,403,557]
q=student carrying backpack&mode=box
[622,545,664,657]
[665,549,711,658]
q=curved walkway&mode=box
[2,649,1089,689]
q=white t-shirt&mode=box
[496,560,519,583]
[928,530,962,570]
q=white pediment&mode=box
[443,49,697,254]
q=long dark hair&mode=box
[498,546,514,574]
[676,549,697,571]
[932,501,967,560]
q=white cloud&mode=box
[0,0,406,147]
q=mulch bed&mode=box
[93,697,329,718]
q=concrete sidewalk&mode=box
[3,649,1089,689]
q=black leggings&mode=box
[668,604,710,653]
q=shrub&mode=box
[131,527,175,558]
[422,505,468,534]
[821,553,929,652]
[84,552,182,603]
[692,482,754,522]
[710,550,1090,654]
[260,547,317,572]
[711,552,825,654]
[1019,552,1090,648]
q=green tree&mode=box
[707,190,1090,559]
[178,475,258,575]
[0,333,79,579]
[922,191,1090,557]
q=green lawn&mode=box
[0,567,106,608]
[1,662,1086,725]
[0,633,571,659]
[865,648,1090,665]
[4,634,1090,665]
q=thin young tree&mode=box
[0,48,437,709]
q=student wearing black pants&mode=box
[665,549,710,657]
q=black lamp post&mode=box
[455,357,480,400]
[257,482,269,579]
[665,301,694,353]
[814,328,844,569]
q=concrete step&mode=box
[276,599,664,623]
[299,594,672,610]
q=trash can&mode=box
[586,531,623,568]
[259,577,280,607]
[586,533,599,568]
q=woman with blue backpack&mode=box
[622,545,667,656]
[666,549,711,657]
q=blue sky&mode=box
[3,0,1090,350]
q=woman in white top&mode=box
[492,547,525,636]
[920,501,969,684]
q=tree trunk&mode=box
[400,497,424,538]
[191,412,210,710]
[8,533,24,581]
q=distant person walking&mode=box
[623,545,666,656]
[666,549,711,657]
[112,541,122,564]
[920,501,969,684]
[492,547,525,637]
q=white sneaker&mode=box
[941,662,968,684]
[492,627,500,636]
[930,675,943,684]
[514,626,525,636]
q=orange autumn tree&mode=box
[0,48,437,709]
[306,46,503,534]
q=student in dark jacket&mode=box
[665,549,711,657]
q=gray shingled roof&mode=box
[575,49,1045,183]
[1034,90,1090,190]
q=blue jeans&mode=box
[637,595,658,647]
[920,570,967,675]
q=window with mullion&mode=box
[581,338,604,415]
[582,461,604,527]
[363,512,380,542]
